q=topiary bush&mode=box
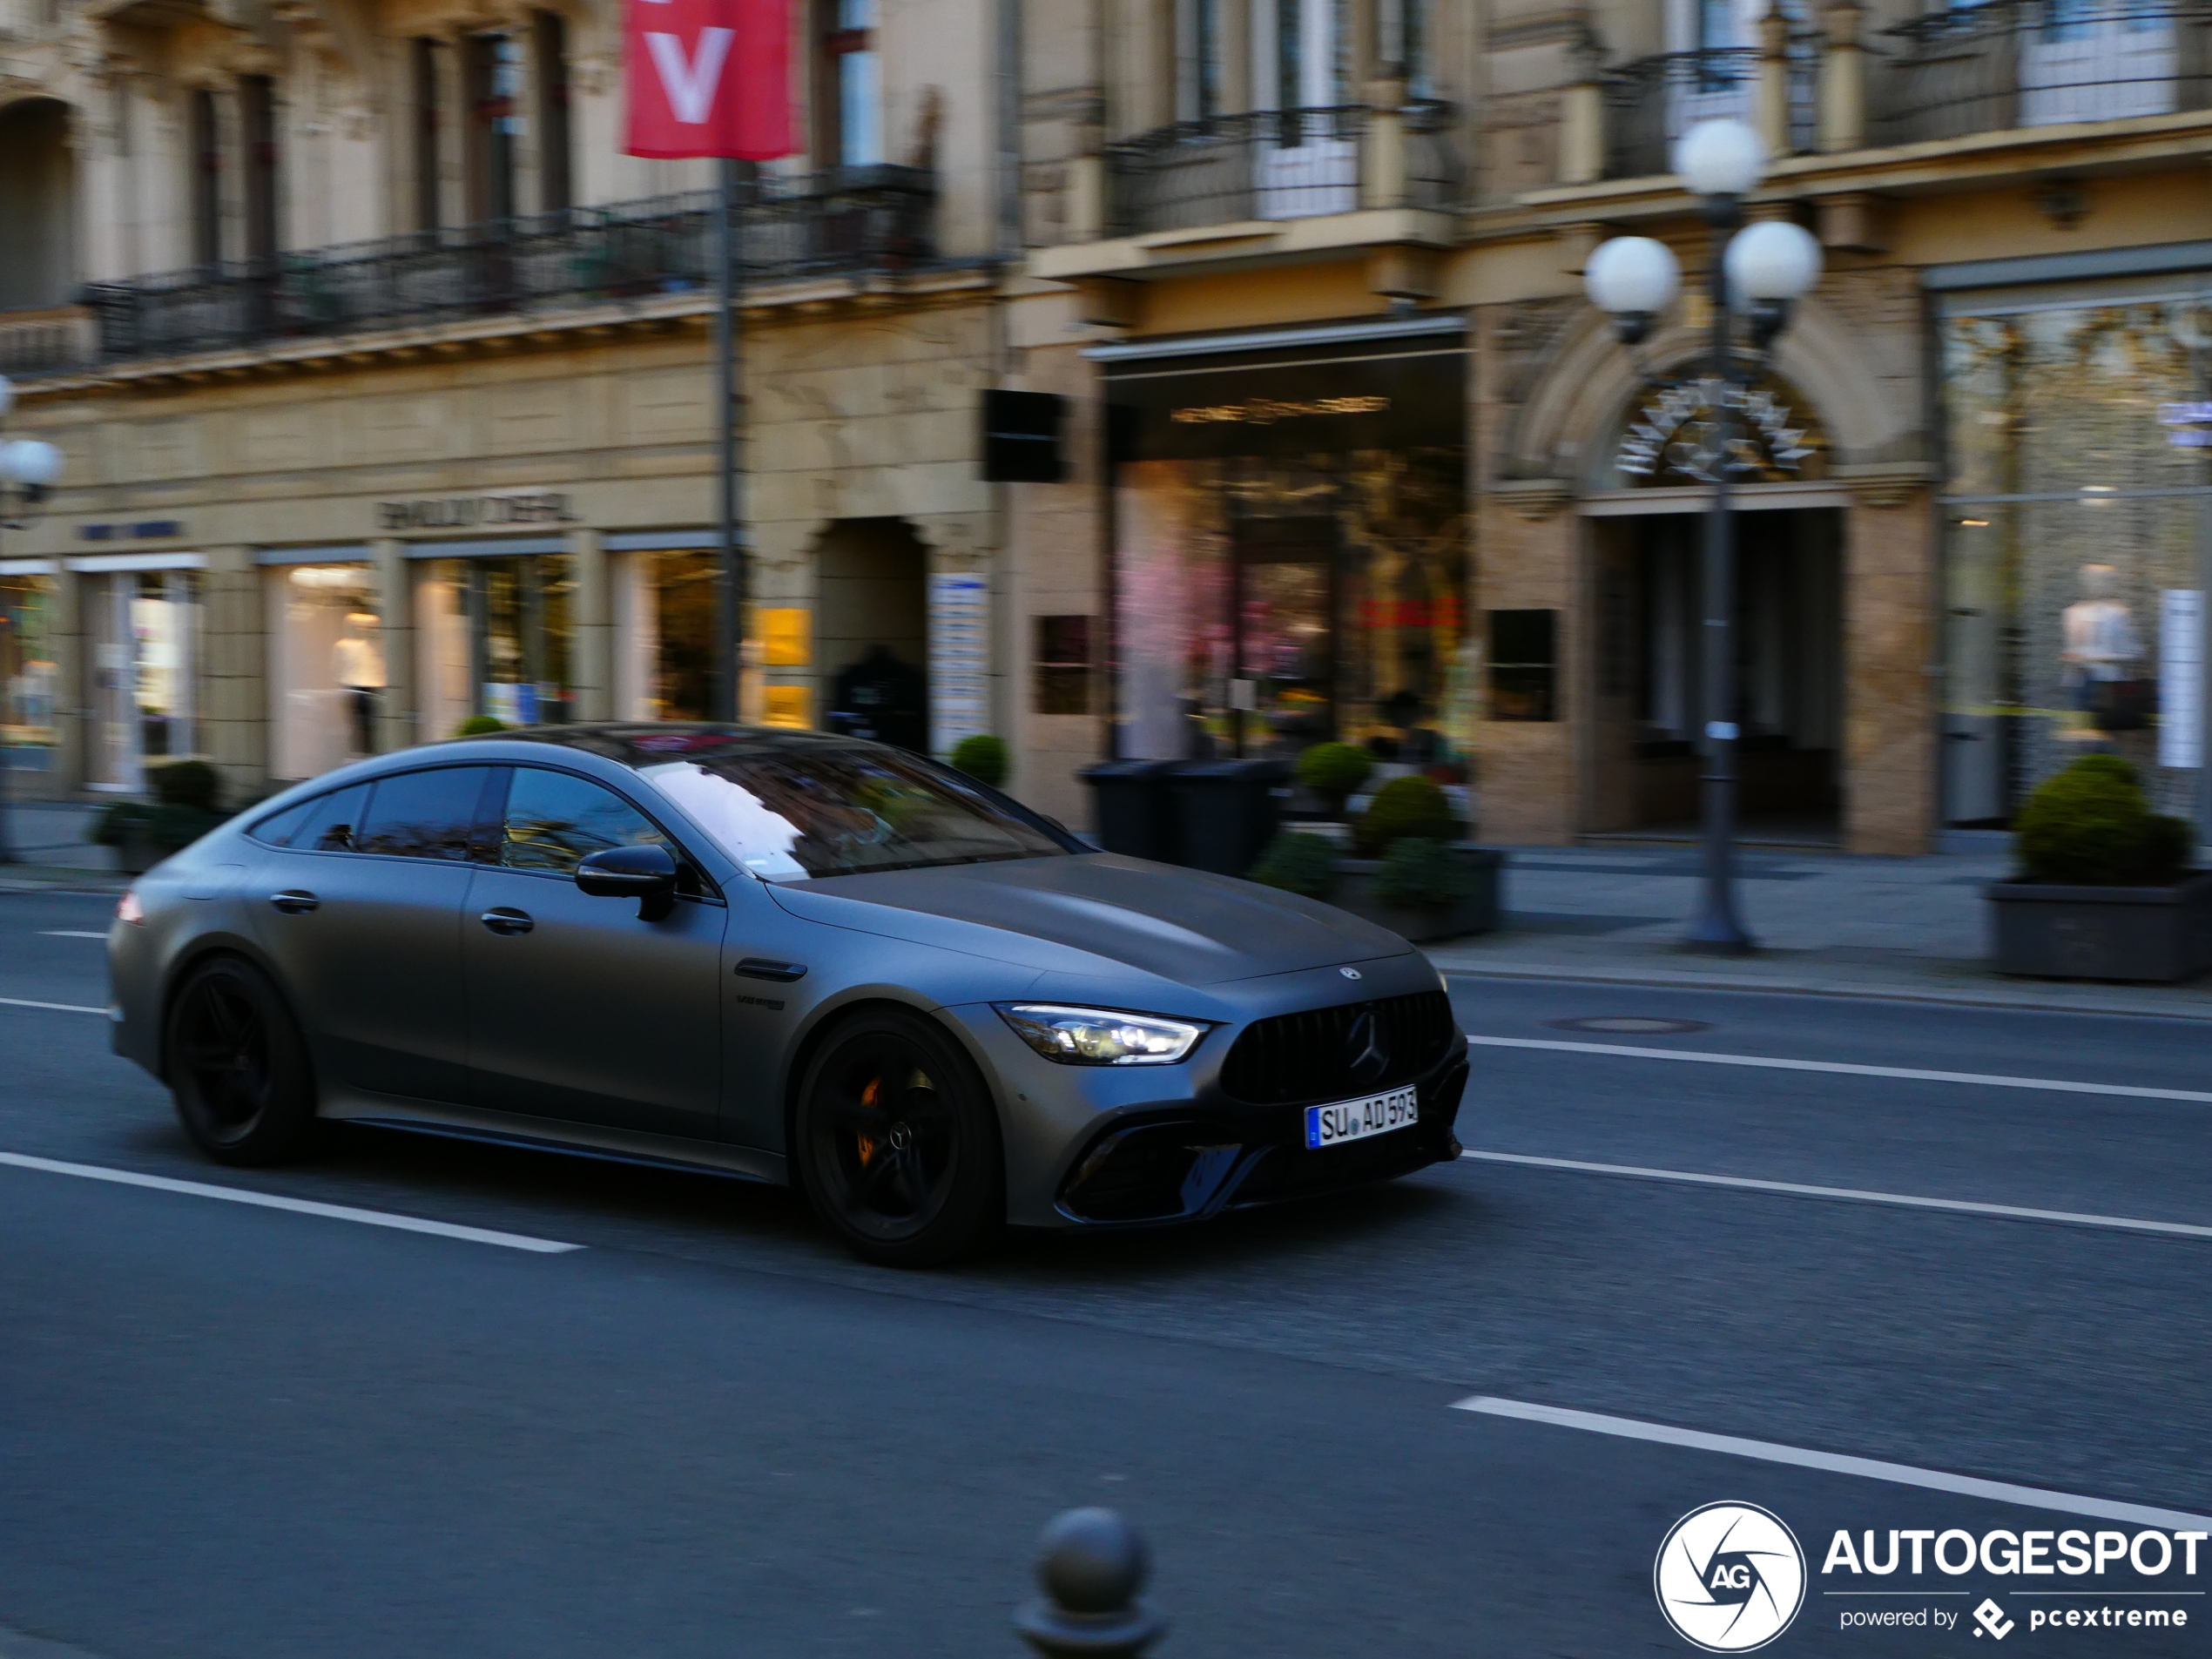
[1296,741,1373,813]
[949,733,1009,789]
[2013,755,2195,885]
[147,759,221,813]
[455,715,509,738]
[1371,837,1476,910]
[1352,774,1460,857]
[1247,831,1339,898]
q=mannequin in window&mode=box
[333,610,388,757]
[2060,563,2144,737]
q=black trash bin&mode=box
[1168,759,1285,876]
[1077,759,1177,860]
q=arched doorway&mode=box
[1586,374,1845,844]
[815,517,928,750]
[0,99,76,312]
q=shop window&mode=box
[614,550,716,720]
[1035,615,1094,715]
[1,574,58,772]
[270,563,384,780]
[417,556,575,739]
[1941,289,2212,828]
[91,570,201,788]
[1487,609,1557,722]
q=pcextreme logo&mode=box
[1656,1502,1810,1652]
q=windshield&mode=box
[638,747,1070,880]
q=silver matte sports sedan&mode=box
[110,726,1468,1265]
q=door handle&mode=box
[479,907,535,935]
[269,890,320,914]
[735,958,807,982]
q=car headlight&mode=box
[995,1004,1209,1065]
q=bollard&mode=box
[1014,1507,1166,1658]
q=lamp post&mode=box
[0,375,66,867]
[1583,118,1822,954]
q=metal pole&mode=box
[1686,196,1753,953]
[0,496,13,865]
[712,158,745,725]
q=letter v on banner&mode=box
[624,0,792,159]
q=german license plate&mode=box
[1304,1086,1420,1150]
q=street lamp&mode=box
[0,375,65,867]
[1584,118,1821,954]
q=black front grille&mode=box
[1217,990,1457,1107]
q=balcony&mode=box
[1874,0,2212,146]
[1101,101,1459,237]
[68,166,934,371]
[1603,46,1817,179]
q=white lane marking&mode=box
[1458,1149,2212,1242]
[38,930,109,940]
[0,995,106,1015]
[0,1151,583,1253]
[1464,1033,2212,1106]
[1451,1398,2212,1532]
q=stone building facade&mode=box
[8,0,2212,853]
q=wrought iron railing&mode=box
[1603,47,1818,178]
[75,166,935,368]
[1874,0,2212,145]
[1103,102,1458,236]
[0,306,93,378]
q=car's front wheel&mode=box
[165,956,320,1166]
[794,1008,1004,1267]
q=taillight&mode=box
[116,889,145,926]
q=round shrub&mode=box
[2013,755,2193,885]
[1371,838,1475,910]
[148,759,221,813]
[1247,831,1339,899]
[949,734,1009,789]
[455,715,509,738]
[1352,774,1459,857]
[1296,741,1373,813]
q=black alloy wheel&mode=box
[796,1008,1003,1267]
[165,957,319,1165]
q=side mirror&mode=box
[576,842,679,922]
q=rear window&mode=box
[251,783,370,853]
[353,767,496,860]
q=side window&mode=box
[256,783,371,853]
[354,767,495,860]
[501,767,669,875]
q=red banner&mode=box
[624,0,792,160]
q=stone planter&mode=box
[1987,872,2212,982]
[1325,846,1505,944]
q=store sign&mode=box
[1171,395,1389,425]
[2157,403,2212,448]
[375,493,579,531]
[1619,380,1815,482]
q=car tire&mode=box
[794,1007,1005,1268]
[165,956,320,1166]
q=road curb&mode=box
[1429,958,2212,1023]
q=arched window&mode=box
[0,98,77,308]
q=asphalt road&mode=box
[3,887,2209,1658]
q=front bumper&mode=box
[1048,1048,1468,1225]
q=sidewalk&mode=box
[1426,845,2212,1022]
[0,801,122,894]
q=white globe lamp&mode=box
[1585,237,1683,318]
[1724,219,1823,301]
[1674,118,1767,199]
[0,438,64,490]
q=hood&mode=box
[763,853,1409,985]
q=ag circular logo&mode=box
[1655,1501,1806,1652]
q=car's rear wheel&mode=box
[165,957,319,1166]
[795,1008,1003,1267]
